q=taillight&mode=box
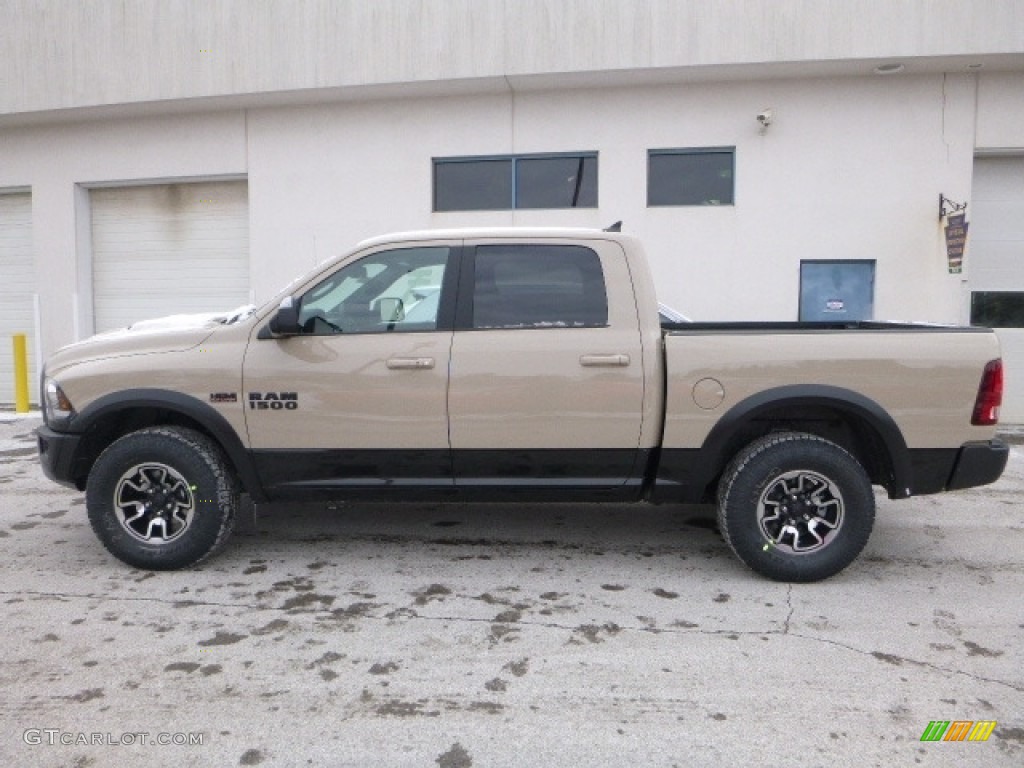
[972,359,1003,426]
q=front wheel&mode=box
[86,427,239,570]
[717,432,875,582]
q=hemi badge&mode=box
[209,392,238,404]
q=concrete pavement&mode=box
[1,415,1021,767]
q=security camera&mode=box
[756,109,773,128]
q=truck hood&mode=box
[44,307,254,375]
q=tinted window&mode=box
[433,154,598,211]
[297,247,449,335]
[433,159,512,211]
[648,148,735,206]
[516,156,597,209]
[971,292,1024,328]
[472,245,608,329]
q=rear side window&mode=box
[471,245,608,329]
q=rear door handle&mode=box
[579,354,631,367]
[386,357,435,370]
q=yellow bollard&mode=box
[13,333,30,413]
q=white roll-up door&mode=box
[91,181,249,333]
[0,192,35,405]
[971,157,1024,423]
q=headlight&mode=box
[43,377,75,427]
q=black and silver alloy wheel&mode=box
[757,469,844,554]
[87,426,238,570]
[114,463,196,544]
[717,432,875,582]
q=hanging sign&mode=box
[944,213,968,274]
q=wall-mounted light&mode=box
[756,108,773,134]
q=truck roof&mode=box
[354,227,636,249]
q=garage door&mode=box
[970,156,1024,422]
[91,181,250,333]
[0,192,35,405]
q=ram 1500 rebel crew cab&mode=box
[36,228,1008,581]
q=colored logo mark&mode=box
[920,720,997,742]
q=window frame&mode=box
[646,146,736,207]
[432,152,599,212]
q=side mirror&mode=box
[267,296,300,337]
[376,297,405,322]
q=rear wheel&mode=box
[86,427,238,570]
[717,432,875,582]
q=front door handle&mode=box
[579,354,631,367]
[386,357,435,370]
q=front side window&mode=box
[471,245,608,329]
[433,153,598,211]
[648,148,735,206]
[297,247,449,335]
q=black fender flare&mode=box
[70,388,265,501]
[697,384,912,498]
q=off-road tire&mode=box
[86,426,239,570]
[717,432,875,582]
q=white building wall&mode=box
[0,112,247,359]
[246,74,977,322]
[3,0,1021,118]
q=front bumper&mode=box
[36,425,84,489]
[946,439,1009,491]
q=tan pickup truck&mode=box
[36,228,1008,581]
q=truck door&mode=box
[447,240,646,495]
[242,243,458,495]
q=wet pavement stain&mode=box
[330,601,380,620]
[375,698,441,718]
[600,584,625,591]
[198,631,247,647]
[871,652,903,666]
[165,662,202,674]
[251,619,289,636]
[369,662,399,675]
[11,521,39,530]
[570,623,621,644]
[239,748,265,765]
[652,588,679,599]
[503,659,529,677]
[281,593,335,611]
[468,701,504,714]
[436,742,472,768]
[484,677,507,692]
[307,651,344,669]
[414,584,452,605]
[963,640,1004,657]
[242,565,267,575]
[58,688,104,703]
